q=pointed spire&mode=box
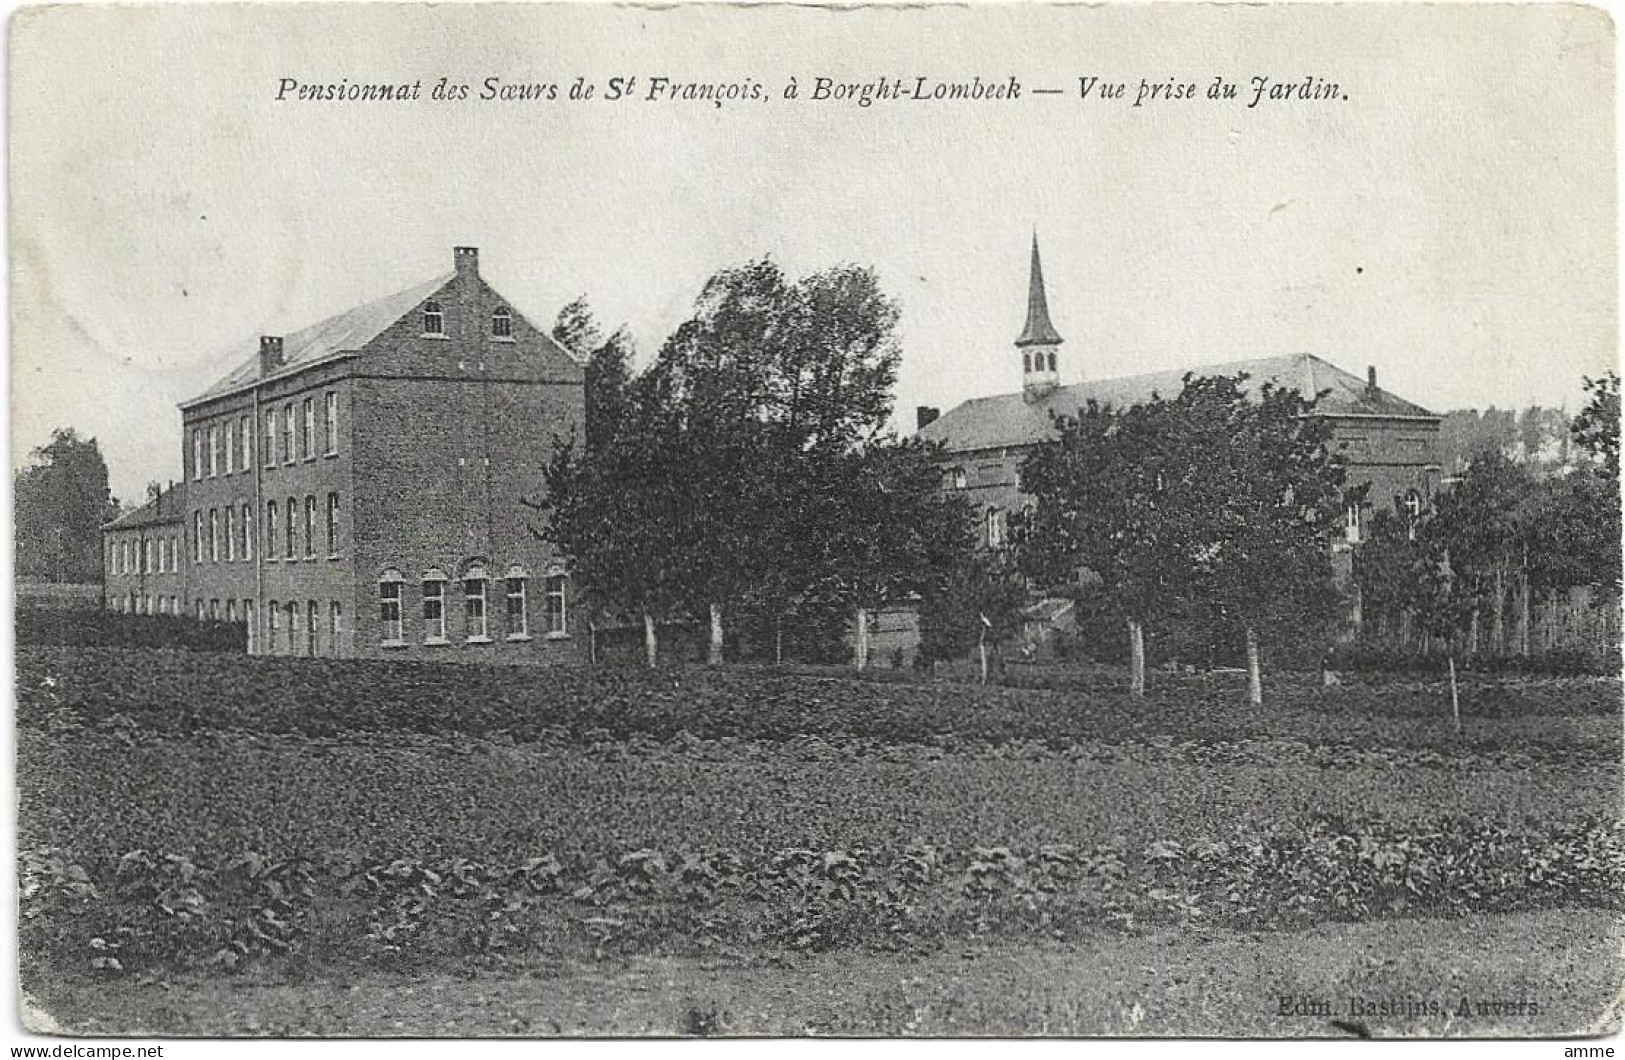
[1016,232,1063,348]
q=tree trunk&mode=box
[1449,654,1461,734]
[588,616,598,666]
[1245,627,1263,707]
[642,611,658,668]
[1467,608,1479,658]
[1516,572,1531,657]
[1127,619,1146,697]
[1492,569,1506,654]
[978,626,989,685]
[854,607,869,671]
[708,603,724,666]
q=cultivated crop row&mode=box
[21,820,1625,977]
[17,649,1622,754]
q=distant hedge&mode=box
[15,609,245,653]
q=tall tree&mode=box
[1021,398,1180,695]
[538,257,931,669]
[1021,375,1349,702]
[14,428,121,582]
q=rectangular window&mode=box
[330,601,342,640]
[209,599,219,621]
[246,601,256,653]
[209,509,219,562]
[464,576,488,641]
[287,601,300,656]
[545,575,567,636]
[282,404,295,464]
[156,538,166,574]
[507,577,529,638]
[307,600,319,655]
[242,503,254,560]
[224,421,235,475]
[224,507,236,562]
[285,496,297,559]
[379,581,403,644]
[268,601,279,653]
[208,426,219,477]
[240,415,251,470]
[266,502,278,561]
[301,398,314,460]
[193,429,204,481]
[422,579,445,642]
[304,495,316,558]
[144,537,153,573]
[193,511,204,562]
[324,391,339,455]
[226,599,236,624]
[326,493,340,555]
[265,410,277,469]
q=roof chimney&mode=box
[454,246,479,278]
[259,335,284,377]
[917,405,941,431]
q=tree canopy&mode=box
[15,428,121,583]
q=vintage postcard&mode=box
[9,0,1621,1046]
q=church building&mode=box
[916,236,1443,552]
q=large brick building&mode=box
[916,237,1443,551]
[105,247,587,661]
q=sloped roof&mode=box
[917,353,1437,454]
[182,272,454,407]
[103,485,185,530]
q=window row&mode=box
[377,566,566,646]
[421,302,513,340]
[191,392,339,480]
[112,593,180,615]
[109,534,183,576]
[191,494,341,564]
[261,599,343,657]
[1023,349,1058,374]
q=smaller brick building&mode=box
[102,485,186,615]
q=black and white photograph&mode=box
[8,0,1622,1045]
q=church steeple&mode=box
[1017,233,1062,400]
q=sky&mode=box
[9,2,1617,505]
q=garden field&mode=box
[17,647,1625,1037]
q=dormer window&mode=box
[491,307,512,339]
[422,301,444,336]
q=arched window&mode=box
[1047,350,1057,372]
[506,565,531,639]
[378,569,405,645]
[1022,352,1031,374]
[422,301,444,336]
[463,564,490,642]
[421,568,447,643]
[491,306,513,339]
[986,507,1008,549]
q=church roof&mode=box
[916,352,1438,454]
[181,272,455,408]
[1015,235,1063,348]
